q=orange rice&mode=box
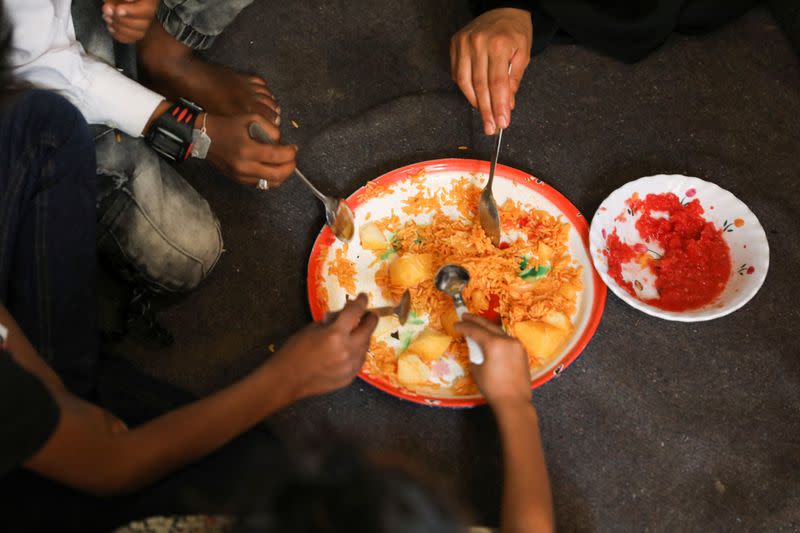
[327,246,357,295]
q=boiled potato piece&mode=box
[359,222,389,251]
[389,253,433,288]
[513,320,569,360]
[541,310,571,331]
[441,307,461,338]
[397,354,432,387]
[406,328,452,362]
[373,315,400,339]
[537,241,554,262]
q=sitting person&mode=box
[4,0,297,293]
[452,0,762,135]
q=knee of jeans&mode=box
[102,199,224,293]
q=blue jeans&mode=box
[0,90,98,396]
[72,0,257,293]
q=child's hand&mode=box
[102,0,159,44]
[455,314,532,408]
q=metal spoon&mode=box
[434,264,485,365]
[478,130,503,246]
[248,122,355,242]
[477,63,512,248]
[367,289,411,325]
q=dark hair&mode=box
[234,441,464,533]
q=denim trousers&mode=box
[72,0,256,293]
[0,89,98,397]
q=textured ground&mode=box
[111,2,799,531]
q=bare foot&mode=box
[137,22,280,125]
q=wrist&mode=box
[490,395,536,420]
[258,352,303,405]
[144,100,172,135]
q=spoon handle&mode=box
[247,122,328,203]
[455,304,485,365]
[486,127,503,190]
[292,167,329,204]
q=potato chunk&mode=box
[541,310,571,331]
[389,253,433,288]
[440,307,461,338]
[406,328,452,362]
[513,320,569,360]
[397,354,432,387]
[359,222,389,251]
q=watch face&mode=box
[153,127,185,161]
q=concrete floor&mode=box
[112,2,800,531]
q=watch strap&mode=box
[145,98,202,162]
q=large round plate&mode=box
[589,175,769,321]
[307,158,606,407]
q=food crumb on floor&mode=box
[291,120,299,129]
[714,479,726,494]
[268,343,276,353]
[457,145,468,150]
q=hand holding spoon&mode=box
[248,122,354,242]
[434,264,485,365]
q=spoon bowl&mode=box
[368,289,411,325]
[435,265,485,365]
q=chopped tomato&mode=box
[498,242,511,250]
[480,294,501,323]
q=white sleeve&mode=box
[7,0,164,137]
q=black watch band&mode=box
[145,98,203,162]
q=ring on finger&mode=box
[257,178,269,191]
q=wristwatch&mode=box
[145,98,205,162]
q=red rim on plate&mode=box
[307,158,606,407]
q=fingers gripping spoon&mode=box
[435,265,485,365]
[248,122,355,242]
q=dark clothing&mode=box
[475,0,758,62]
[0,347,59,476]
[0,89,98,397]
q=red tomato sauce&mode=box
[604,193,731,311]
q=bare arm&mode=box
[456,314,554,533]
[1,296,376,495]
[493,400,553,533]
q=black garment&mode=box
[474,0,758,62]
[0,89,98,397]
[0,347,59,476]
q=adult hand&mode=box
[450,8,532,135]
[455,314,531,407]
[102,0,159,44]
[204,113,297,188]
[270,294,378,401]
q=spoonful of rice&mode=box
[248,122,354,242]
[435,264,485,365]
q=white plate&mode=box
[589,175,769,321]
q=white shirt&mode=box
[5,0,163,137]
